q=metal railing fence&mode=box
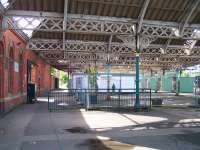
[48,89,151,111]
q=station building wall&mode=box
[72,73,136,90]
[0,29,52,113]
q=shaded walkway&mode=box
[0,101,200,150]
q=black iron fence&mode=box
[48,89,152,111]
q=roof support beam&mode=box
[5,10,64,18]
[107,35,113,62]
[108,35,113,51]
[4,10,200,39]
[27,39,200,57]
[0,2,5,14]
[163,39,172,53]
[138,0,150,33]
[63,0,68,50]
[179,0,200,36]
[5,10,200,28]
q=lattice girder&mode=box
[40,51,198,64]
[5,12,200,39]
[28,40,200,57]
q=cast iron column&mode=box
[134,24,141,111]
[176,69,181,96]
[107,63,111,92]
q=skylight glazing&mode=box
[1,0,9,8]
[13,17,42,37]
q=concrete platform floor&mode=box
[152,93,195,107]
[0,101,200,150]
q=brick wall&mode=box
[0,29,52,113]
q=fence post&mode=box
[149,89,152,111]
[118,89,121,108]
[86,89,90,110]
[84,89,87,111]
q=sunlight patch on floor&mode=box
[95,136,159,150]
[81,111,167,129]
[37,97,54,102]
[178,118,200,123]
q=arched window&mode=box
[8,46,14,94]
[19,52,23,93]
[0,42,4,98]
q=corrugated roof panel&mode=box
[191,10,200,24]
[145,0,192,22]
[76,1,83,14]
[96,2,104,16]
[125,0,142,19]
[103,4,110,16]
[121,0,131,17]
[90,1,97,15]
[10,0,200,23]
[108,4,117,17]
[10,0,64,12]
[68,0,143,18]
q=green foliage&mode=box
[181,71,190,77]
[85,67,98,74]
[50,67,57,76]
[192,72,200,77]
[86,67,98,89]
[51,67,71,88]
[61,74,69,84]
[180,70,200,77]
[60,71,70,84]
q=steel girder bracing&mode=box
[27,39,200,69]
[6,13,133,35]
[40,51,196,68]
[27,39,200,57]
[39,51,191,63]
[47,56,182,70]
[4,11,200,39]
[28,40,133,53]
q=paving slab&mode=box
[0,100,200,150]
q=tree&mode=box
[60,72,69,84]
[86,67,98,90]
